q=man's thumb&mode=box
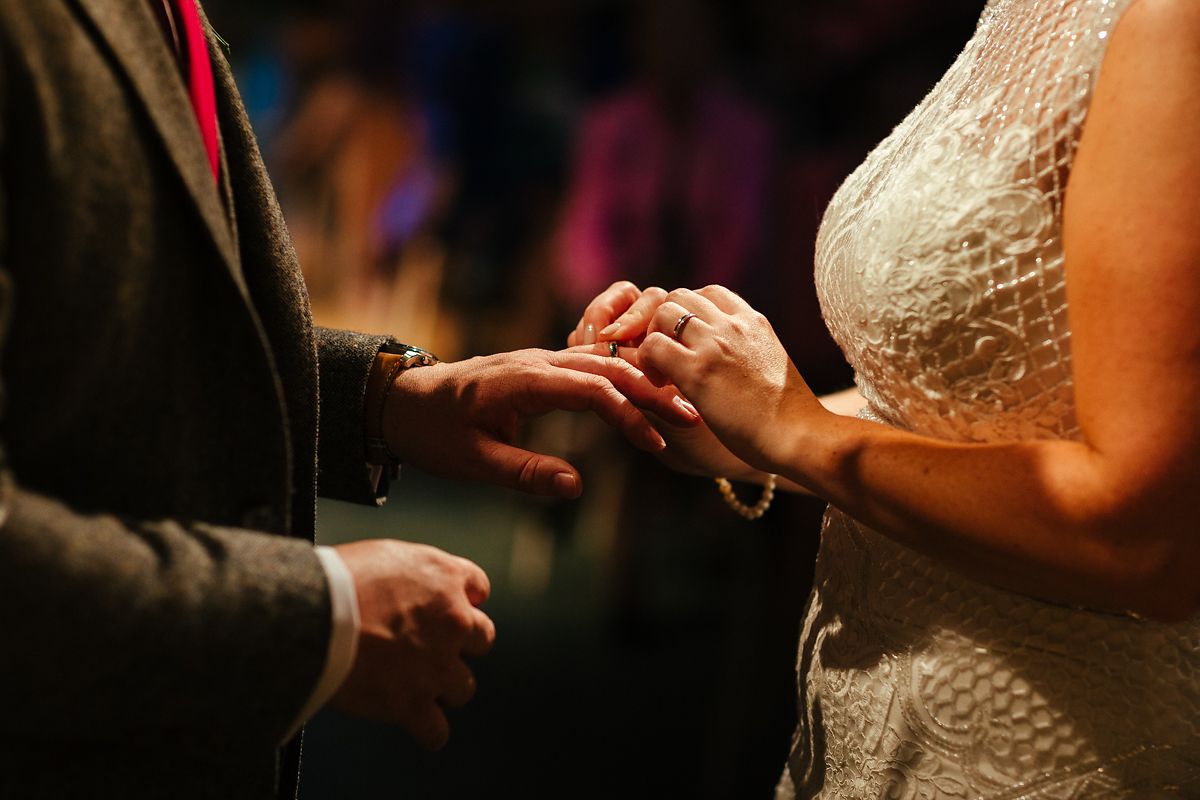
[479,441,582,498]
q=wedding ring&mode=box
[672,312,698,340]
[608,340,619,357]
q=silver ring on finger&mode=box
[672,312,698,341]
[608,340,620,357]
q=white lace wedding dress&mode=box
[778,0,1200,796]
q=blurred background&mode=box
[201,1,981,797]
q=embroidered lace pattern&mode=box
[779,1,1200,797]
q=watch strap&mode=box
[363,343,440,466]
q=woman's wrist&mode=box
[723,463,773,485]
[762,402,844,495]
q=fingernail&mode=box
[583,323,596,345]
[673,396,700,418]
[554,472,580,497]
[599,323,620,338]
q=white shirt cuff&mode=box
[291,545,361,732]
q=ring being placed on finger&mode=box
[608,340,619,357]
[672,312,698,340]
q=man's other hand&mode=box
[328,540,495,750]
[381,349,700,498]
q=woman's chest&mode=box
[813,0,1126,441]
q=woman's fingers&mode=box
[694,284,753,315]
[647,299,719,347]
[570,281,642,346]
[647,290,726,340]
[639,331,699,389]
[597,286,668,342]
[567,283,752,403]
[568,283,742,347]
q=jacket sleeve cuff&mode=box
[288,546,361,734]
[314,327,396,504]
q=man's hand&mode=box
[328,540,495,751]
[381,349,700,498]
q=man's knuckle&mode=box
[517,454,542,487]
[438,604,472,632]
[475,570,492,593]
[582,372,610,392]
[610,357,637,377]
[606,383,629,405]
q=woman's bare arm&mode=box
[637,0,1200,619]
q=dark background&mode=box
[201,2,982,797]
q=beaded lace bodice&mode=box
[781,0,1200,797]
[817,0,1105,442]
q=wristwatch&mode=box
[379,341,440,368]
[364,342,440,466]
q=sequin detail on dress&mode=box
[779,1,1200,797]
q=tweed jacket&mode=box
[0,1,394,796]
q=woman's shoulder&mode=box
[1097,0,1200,95]
[1110,0,1200,49]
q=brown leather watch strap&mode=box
[363,352,407,465]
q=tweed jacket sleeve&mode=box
[0,286,330,753]
[0,250,331,754]
[314,327,398,505]
[0,482,332,750]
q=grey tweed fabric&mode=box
[0,0,395,796]
[315,327,396,506]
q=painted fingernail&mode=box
[673,396,700,418]
[554,472,580,497]
[583,323,596,345]
[599,323,620,338]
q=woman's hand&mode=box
[566,281,669,346]
[565,342,762,479]
[650,414,776,484]
[638,286,831,474]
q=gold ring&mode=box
[672,312,698,340]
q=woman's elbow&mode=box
[1094,525,1200,622]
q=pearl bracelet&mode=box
[714,474,777,520]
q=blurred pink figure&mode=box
[559,84,772,307]
[558,0,772,307]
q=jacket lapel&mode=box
[72,0,242,290]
